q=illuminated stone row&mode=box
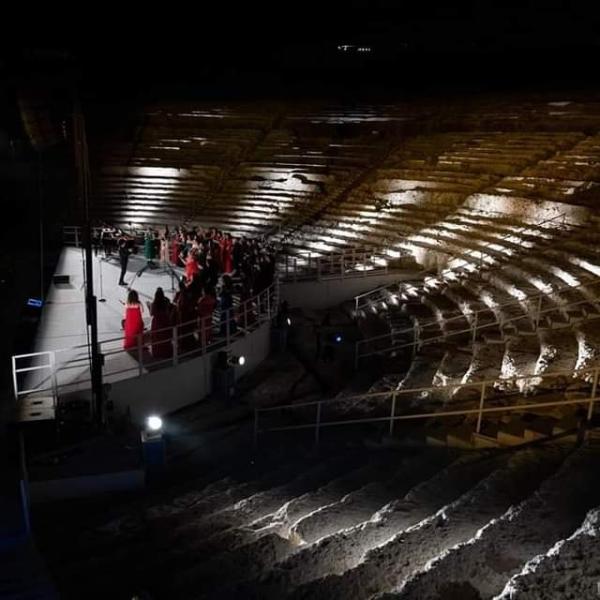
[92,105,390,231]
[199,132,381,236]
[283,131,582,260]
[56,443,600,599]
[357,217,600,413]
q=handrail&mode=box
[355,279,600,363]
[278,247,399,282]
[355,261,600,350]
[254,364,599,447]
[63,225,146,247]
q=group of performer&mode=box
[119,224,277,357]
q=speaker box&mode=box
[53,275,70,285]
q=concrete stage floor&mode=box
[21,247,184,395]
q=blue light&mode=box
[27,298,43,308]
[335,334,342,343]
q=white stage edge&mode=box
[24,247,182,394]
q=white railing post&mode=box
[587,367,599,422]
[50,351,58,404]
[315,401,322,446]
[476,381,486,433]
[172,325,179,366]
[389,391,397,436]
[11,355,18,402]
[137,333,144,377]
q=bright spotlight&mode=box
[335,334,343,343]
[238,355,246,366]
[286,317,292,326]
[146,415,163,432]
[229,355,245,366]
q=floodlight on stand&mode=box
[228,354,245,367]
[141,415,166,468]
[146,415,163,432]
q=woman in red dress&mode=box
[123,289,144,350]
[184,249,200,283]
[174,281,197,355]
[196,285,217,347]
[170,234,182,266]
[148,287,173,360]
[211,237,222,272]
[221,233,234,274]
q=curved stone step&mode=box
[289,450,452,549]
[456,342,506,399]
[290,447,567,600]
[534,329,580,388]
[168,455,359,546]
[254,451,490,597]
[497,335,541,393]
[395,446,600,600]
[496,506,600,600]
[171,456,401,594]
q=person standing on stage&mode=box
[123,289,144,351]
[184,248,200,284]
[118,236,130,286]
[221,233,234,274]
[147,287,173,359]
[196,285,217,347]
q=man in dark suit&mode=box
[118,236,130,286]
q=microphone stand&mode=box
[97,254,106,302]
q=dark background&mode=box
[4,1,600,97]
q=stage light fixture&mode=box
[286,317,292,326]
[229,355,245,366]
[146,415,163,432]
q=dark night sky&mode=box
[3,1,600,97]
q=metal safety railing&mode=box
[254,364,600,448]
[11,351,58,404]
[62,225,146,248]
[354,274,600,366]
[278,247,402,282]
[11,281,279,402]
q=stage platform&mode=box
[21,247,184,396]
